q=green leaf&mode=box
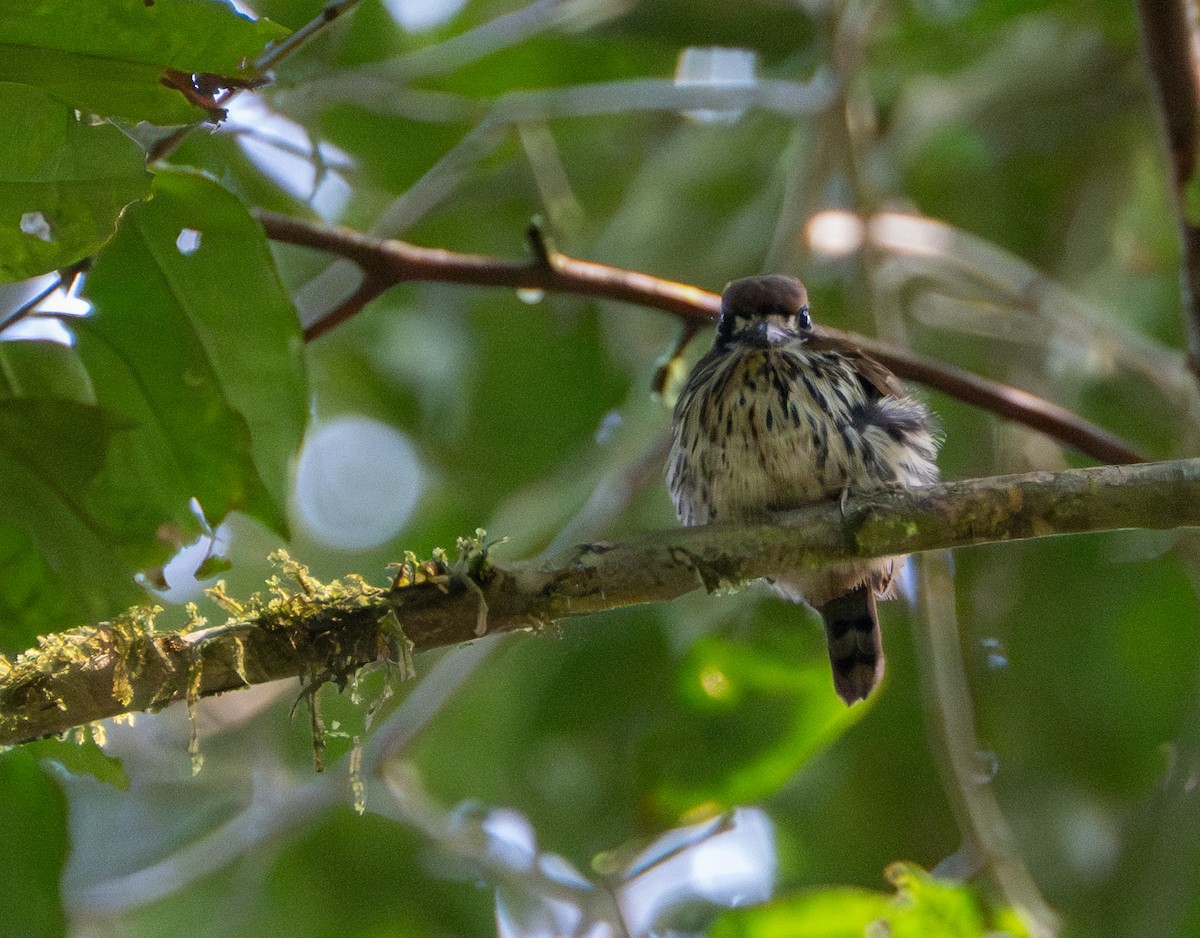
[0,750,68,938]
[0,399,147,650]
[79,170,307,538]
[0,44,203,126]
[1184,169,1200,229]
[26,735,128,790]
[712,863,1029,938]
[0,522,86,656]
[0,338,95,404]
[0,83,151,282]
[714,888,891,938]
[0,0,289,124]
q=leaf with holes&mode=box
[0,84,152,282]
[78,170,307,541]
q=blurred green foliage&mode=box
[0,751,68,937]
[1,0,1198,935]
[713,862,1031,938]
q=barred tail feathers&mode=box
[819,585,885,705]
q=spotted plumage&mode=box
[667,275,941,704]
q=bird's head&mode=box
[716,275,812,348]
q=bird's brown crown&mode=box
[716,275,812,347]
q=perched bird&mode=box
[667,275,941,704]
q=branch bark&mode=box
[2,457,1196,748]
[257,210,1144,465]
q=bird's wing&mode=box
[805,334,903,399]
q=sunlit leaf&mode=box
[712,863,1029,938]
[27,736,128,791]
[0,339,94,404]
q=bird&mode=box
[666,274,941,704]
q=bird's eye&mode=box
[795,304,812,331]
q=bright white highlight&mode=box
[674,47,758,123]
[293,415,423,550]
[806,209,866,257]
[20,211,53,242]
[382,0,469,32]
[618,808,775,934]
[224,97,353,222]
[175,228,202,255]
[868,210,957,257]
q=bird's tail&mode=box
[819,585,885,705]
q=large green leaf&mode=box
[0,0,289,124]
[0,339,95,403]
[0,45,202,126]
[79,170,307,539]
[0,84,151,282]
[0,399,144,651]
[0,751,68,938]
[0,522,78,650]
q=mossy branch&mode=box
[2,458,1198,748]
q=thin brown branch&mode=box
[257,210,715,340]
[1136,0,1200,381]
[258,209,1145,464]
[148,0,362,164]
[302,272,392,338]
[3,457,1197,748]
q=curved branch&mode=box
[257,210,1144,465]
[2,457,1196,748]
[1136,0,1200,381]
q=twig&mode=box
[0,260,89,334]
[1136,0,1200,382]
[147,0,362,164]
[3,457,1197,747]
[257,209,1145,464]
[256,210,716,338]
[0,277,62,335]
[297,272,390,338]
[254,0,361,74]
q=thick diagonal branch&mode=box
[1,458,1195,748]
[257,210,1143,465]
